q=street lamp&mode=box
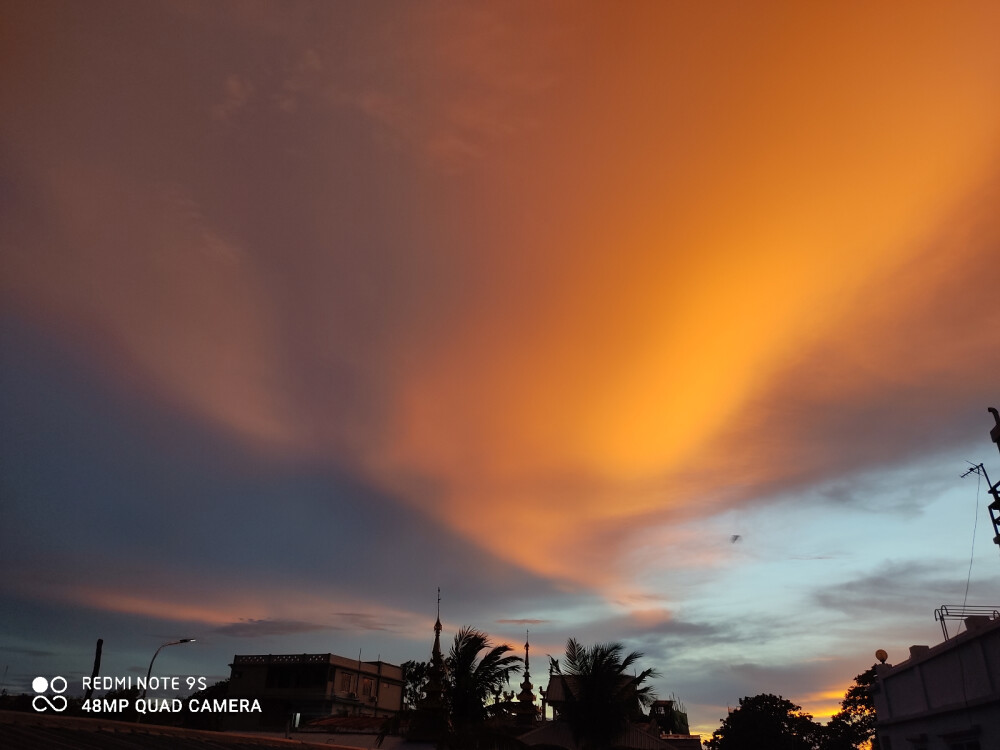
[143,638,196,699]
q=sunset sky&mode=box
[2,1,1000,735]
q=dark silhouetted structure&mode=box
[225,653,403,731]
[515,632,537,726]
[873,409,1000,749]
[406,589,450,741]
[523,673,701,750]
[873,614,1000,749]
[986,407,1000,549]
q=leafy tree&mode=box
[401,660,430,710]
[446,626,522,729]
[651,695,690,735]
[819,667,877,750]
[552,638,658,750]
[707,693,821,750]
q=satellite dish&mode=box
[875,649,888,664]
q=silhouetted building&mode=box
[407,590,450,742]
[872,414,1000,749]
[650,700,691,736]
[527,675,701,750]
[225,653,403,730]
[873,612,1000,750]
[542,674,648,723]
[515,633,538,726]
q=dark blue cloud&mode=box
[0,314,565,622]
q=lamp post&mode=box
[142,638,195,699]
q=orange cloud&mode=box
[5,2,1000,610]
[364,3,1000,598]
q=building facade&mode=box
[873,614,1000,750]
[226,653,404,730]
[530,675,701,750]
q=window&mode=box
[340,672,353,693]
[362,677,374,697]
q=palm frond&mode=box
[447,625,523,728]
[555,639,659,750]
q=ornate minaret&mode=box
[424,588,446,707]
[515,629,536,725]
[410,588,449,741]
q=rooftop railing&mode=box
[933,604,1000,640]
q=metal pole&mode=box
[143,639,195,699]
[985,409,1000,549]
[84,639,103,701]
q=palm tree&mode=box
[551,638,658,750]
[447,626,523,729]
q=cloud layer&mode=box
[3,0,1000,735]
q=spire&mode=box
[432,587,443,661]
[424,587,446,708]
[516,628,536,725]
[410,588,449,742]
